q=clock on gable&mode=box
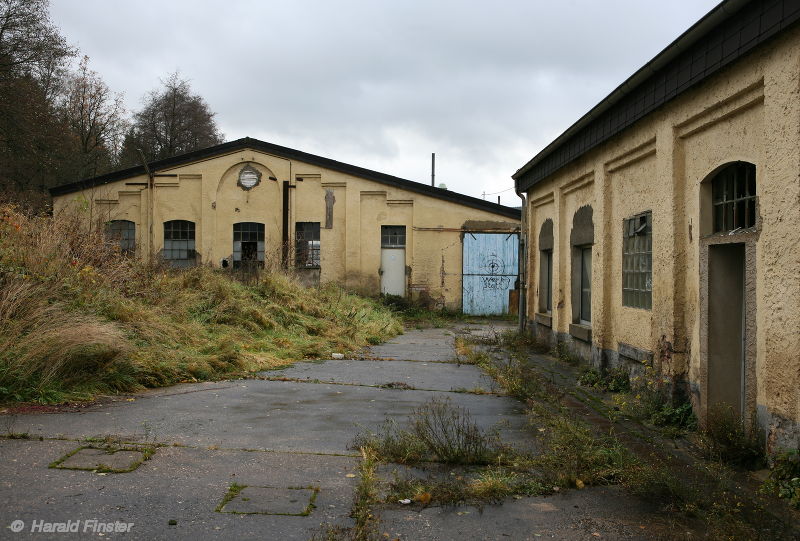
[237,164,261,190]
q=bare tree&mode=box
[58,56,127,177]
[121,72,222,165]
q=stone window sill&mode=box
[569,323,592,343]
[534,313,552,327]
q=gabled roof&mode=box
[50,137,520,220]
[513,0,800,191]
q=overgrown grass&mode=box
[696,403,765,469]
[530,408,633,488]
[379,294,466,328]
[387,467,548,507]
[577,367,631,393]
[352,397,509,466]
[0,204,402,403]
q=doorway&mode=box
[462,232,519,315]
[380,226,406,296]
[707,243,745,415]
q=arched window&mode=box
[105,220,135,255]
[710,162,756,233]
[163,220,196,267]
[233,222,265,269]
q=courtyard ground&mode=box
[1,321,795,540]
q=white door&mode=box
[381,248,406,296]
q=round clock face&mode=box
[238,164,261,190]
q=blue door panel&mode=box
[462,233,519,315]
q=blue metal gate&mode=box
[462,232,519,315]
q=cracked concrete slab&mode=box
[6,381,529,453]
[1,438,357,539]
[219,486,317,515]
[379,486,669,541]
[264,358,496,393]
[54,447,147,472]
[0,322,678,539]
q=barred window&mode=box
[233,222,265,269]
[163,220,196,267]
[105,220,135,255]
[295,222,320,268]
[712,162,756,233]
[622,211,652,309]
[381,225,406,248]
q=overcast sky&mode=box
[50,0,719,205]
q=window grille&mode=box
[381,226,406,248]
[712,162,756,233]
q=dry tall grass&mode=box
[0,203,402,403]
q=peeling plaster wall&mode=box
[523,25,800,450]
[53,150,518,311]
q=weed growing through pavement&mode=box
[696,403,765,469]
[353,397,508,466]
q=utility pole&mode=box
[431,153,435,187]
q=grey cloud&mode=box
[50,0,719,201]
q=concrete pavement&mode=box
[1,322,669,540]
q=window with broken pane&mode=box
[105,220,135,255]
[233,222,265,269]
[622,211,652,309]
[711,162,756,233]
[295,222,320,268]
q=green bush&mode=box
[762,449,800,509]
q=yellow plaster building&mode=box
[514,0,800,451]
[50,138,520,313]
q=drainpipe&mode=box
[282,181,290,267]
[137,149,154,263]
[516,185,527,334]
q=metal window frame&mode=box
[163,220,196,263]
[622,211,653,310]
[105,219,136,255]
[711,162,757,233]
[232,222,265,269]
[295,222,321,268]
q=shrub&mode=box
[577,367,630,393]
[762,449,800,509]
